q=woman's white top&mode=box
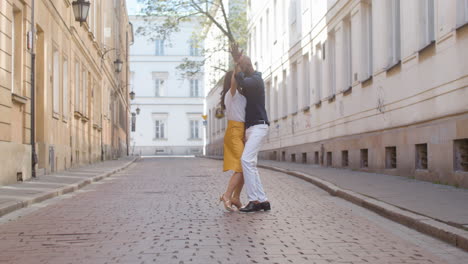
[224,89,247,122]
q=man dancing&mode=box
[234,55,271,213]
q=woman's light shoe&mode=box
[219,194,234,212]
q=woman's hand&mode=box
[230,43,243,63]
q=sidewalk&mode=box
[0,157,137,218]
[204,155,468,251]
[258,160,468,228]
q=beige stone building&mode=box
[205,0,468,187]
[0,0,132,186]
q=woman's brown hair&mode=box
[220,71,234,110]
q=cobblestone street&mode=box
[0,157,466,264]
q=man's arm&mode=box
[235,72,258,91]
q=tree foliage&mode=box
[136,0,247,78]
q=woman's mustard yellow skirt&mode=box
[223,120,245,172]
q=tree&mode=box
[136,0,247,79]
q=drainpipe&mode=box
[30,0,37,178]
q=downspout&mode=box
[30,0,37,178]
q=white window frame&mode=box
[155,39,164,55]
[190,79,199,97]
[155,79,163,97]
[53,49,60,114]
[190,119,200,139]
[154,120,166,139]
[190,40,199,56]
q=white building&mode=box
[206,0,468,188]
[129,17,204,156]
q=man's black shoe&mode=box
[239,201,262,212]
[260,201,271,211]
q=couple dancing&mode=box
[219,48,270,213]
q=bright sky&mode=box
[126,0,143,15]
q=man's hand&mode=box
[230,43,243,63]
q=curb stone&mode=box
[203,155,468,252]
[0,157,138,218]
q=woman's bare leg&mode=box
[231,173,244,209]
[224,172,243,199]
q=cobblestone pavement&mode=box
[0,157,466,264]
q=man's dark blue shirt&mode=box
[235,71,269,128]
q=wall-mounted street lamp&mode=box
[129,91,135,100]
[136,107,141,115]
[114,59,123,73]
[72,0,91,25]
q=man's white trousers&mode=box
[241,124,269,202]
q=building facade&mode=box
[129,17,204,156]
[0,0,132,186]
[205,0,468,187]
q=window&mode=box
[130,71,135,92]
[291,62,298,113]
[273,76,278,120]
[290,0,297,29]
[343,17,352,90]
[302,54,310,108]
[11,7,23,94]
[252,27,257,60]
[326,33,336,97]
[274,0,278,41]
[282,70,288,117]
[419,0,435,50]
[259,18,263,59]
[457,0,468,28]
[386,146,397,169]
[342,150,349,167]
[266,9,270,50]
[82,70,88,116]
[11,9,15,92]
[190,40,199,56]
[63,59,68,118]
[190,120,200,139]
[454,139,468,172]
[190,79,199,97]
[53,50,60,114]
[155,120,165,139]
[75,62,80,112]
[314,44,323,104]
[386,0,401,68]
[155,79,163,97]
[265,81,271,118]
[362,2,373,80]
[416,144,428,170]
[361,149,369,168]
[155,39,164,55]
